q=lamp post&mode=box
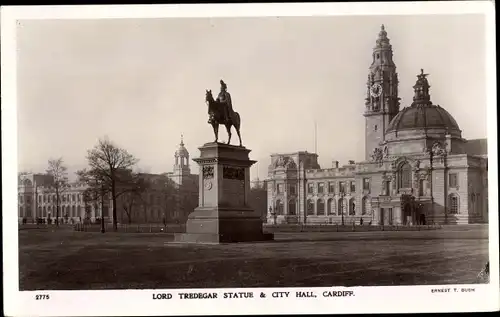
[340,191,345,226]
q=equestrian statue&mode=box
[205,80,243,146]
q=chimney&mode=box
[332,160,339,168]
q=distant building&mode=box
[18,136,199,225]
[266,25,488,226]
[114,136,199,224]
[17,173,102,224]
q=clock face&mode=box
[370,83,382,97]
[204,181,213,190]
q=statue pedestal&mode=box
[173,142,274,244]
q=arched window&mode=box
[361,196,370,215]
[276,200,284,215]
[338,199,346,215]
[349,199,356,215]
[38,206,42,217]
[449,195,459,214]
[288,200,296,215]
[327,199,336,215]
[72,205,76,217]
[77,206,82,217]
[43,206,47,217]
[317,199,325,215]
[399,162,412,189]
[307,199,315,215]
[19,207,24,217]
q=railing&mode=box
[263,222,443,233]
[73,222,186,233]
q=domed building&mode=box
[266,25,488,226]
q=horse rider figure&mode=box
[216,80,232,123]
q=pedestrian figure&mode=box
[360,217,364,225]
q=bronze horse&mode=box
[205,90,242,146]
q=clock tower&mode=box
[364,25,400,160]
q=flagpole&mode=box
[314,120,318,154]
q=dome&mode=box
[175,135,189,157]
[387,104,460,132]
[387,69,460,133]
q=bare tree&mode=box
[121,177,149,224]
[84,138,140,231]
[46,158,69,226]
[77,168,109,232]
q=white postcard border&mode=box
[2,2,498,316]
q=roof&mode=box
[387,104,461,132]
[464,138,488,156]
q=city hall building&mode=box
[266,25,488,226]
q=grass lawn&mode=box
[18,226,489,290]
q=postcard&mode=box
[1,2,498,316]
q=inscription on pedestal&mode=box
[223,166,245,180]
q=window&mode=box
[419,179,424,196]
[72,194,76,202]
[449,195,459,214]
[20,196,24,203]
[38,196,42,203]
[289,185,296,195]
[318,183,325,194]
[327,199,335,215]
[328,182,335,193]
[277,184,284,194]
[374,125,378,131]
[350,181,356,193]
[26,196,31,203]
[307,199,315,215]
[288,200,296,215]
[349,199,356,215]
[399,163,412,188]
[317,199,325,215]
[307,183,314,194]
[339,182,346,194]
[361,196,369,215]
[62,195,66,202]
[448,173,458,188]
[363,178,371,191]
[19,207,24,217]
[276,200,284,215]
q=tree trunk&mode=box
[56,188,60,226]
[112,181,118,231]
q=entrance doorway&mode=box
[403,203,412,225]
[419,213,426,225]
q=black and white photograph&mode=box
[2,2,498,316]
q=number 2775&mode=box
[35,294,50,300]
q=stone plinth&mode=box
[174,142,273,244]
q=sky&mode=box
[16,14,488,181]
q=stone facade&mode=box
[266,25,488,226]
[18,173,104,224]
[18,136,199,225]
